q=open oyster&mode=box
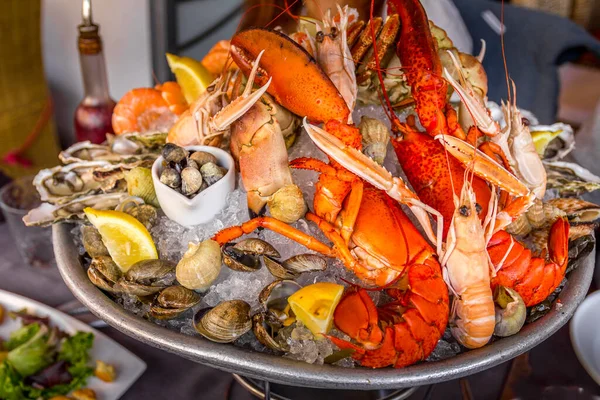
[34,161,110,204]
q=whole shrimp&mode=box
[441,176,498,349]
[315,5,358,122]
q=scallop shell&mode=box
[176,240,222,290]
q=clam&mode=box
[181,167,203,195]
[113,259,176,296]
[267,184,307,224]
[264,254,327,279]
[186,159,199,170]
[176,240,222,290]
[149,286,201,320]
[87,256,123,293]
[494,286,526,337]
[160,167,181,189]
[162,143,188,163]
[222,239,279,272]
[200,162,225,186]
[189,151,217,167]
[359,116,390,166]
[193,300,252,343]
[81,225,109,257]
[253,280,301,351]
[125,204,158,230]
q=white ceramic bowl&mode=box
[570,290,600,385]
[152,146,236,227]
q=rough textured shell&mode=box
[359,116,390,165]
[547,198,600,224]
[176,240,222,290]
[34,161,110,204]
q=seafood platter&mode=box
[30,0,599,389]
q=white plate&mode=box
[0,289,146,400]
[570,290,600,385]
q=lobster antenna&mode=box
[500,0,511,105]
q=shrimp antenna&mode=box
[500,0,511,105]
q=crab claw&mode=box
[230,28,349,123]
[435,134,529,197]
[304,119,443,255]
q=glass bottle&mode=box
[74,0,115,144]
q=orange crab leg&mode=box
[212,216,334,256]
[290,158,357,182]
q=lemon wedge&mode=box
[288,283,344,336]
[84,208,158,272]
[531,129,562,157]
[166,53,214,103]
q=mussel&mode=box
[193,300,252,343]
[149,286,201,320]
[253,280,301,351]
[263,254,327,279]
[222,239,279,272]
[176,240,222,290]
[112,259,176,296]
[87,256,123,293]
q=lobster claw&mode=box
[333,288,383,349]
[435,134,529,197]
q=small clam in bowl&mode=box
[152,146,236,227]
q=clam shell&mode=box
[82,225,109,257]
[176,240,222,290]
[125,259,176,284]
[149,286,201,320]
[222,243,262,272]
[181,167,203,195]
[234,239,280,258]
[258,280,301,311]
[252,313,288,352]
[162,143,188,163]
[283,254,327,274]
[193,300,252,343]
[263,256,298,280]
[200,162,225,186]
[87,256,122,293]
[189,151,218,167]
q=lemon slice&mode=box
[531,129,562,157]
[288,283,344,336]
[166,53,214,103]
[84,208,158,272]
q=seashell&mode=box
[267,184,307,224]
[252,312,288,351]
[263,254,327,279]
[124,167,160,207]
[186,159,199,170]
[546,198,600,225]
[193,300,252,343]
[81,225,109,257]
[545,161,600,197]
[23,193,129,227]
[120,132,167,152]
[114,259,177,296]
[222,243,262,272]
[530,123,574,161]
[181,167,203,195]
[87,256,123,293]
[569,224,597,242]
[149,286,201,320]
[176,240,222,290]
[162,143,188,163]
[160,167,181,189]
[233,239,280,258]
[506,214,532,237]
[200,162,225,186]
[189,151,218,167]
[359,116,390,166]
[33,161,110,204]
[59,141,158,164]
[494,286,526,337]
[126,204,159,230]
[258,280,301,312]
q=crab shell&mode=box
[230,28,350,123]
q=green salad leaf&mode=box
[58,332,95,380]
[0,361,25,400]
[5,323,40,351]
[7,324,55,377]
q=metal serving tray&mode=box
[53,223,595,390]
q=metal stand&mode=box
[232,374,418,400]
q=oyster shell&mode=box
[544,161,600,197]
[33,161,110,204]
[546,198,600,225]
[59,141,158,165]
[530,123,574,161]
[23,193,129,227]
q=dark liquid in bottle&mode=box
[74,100,115,144]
